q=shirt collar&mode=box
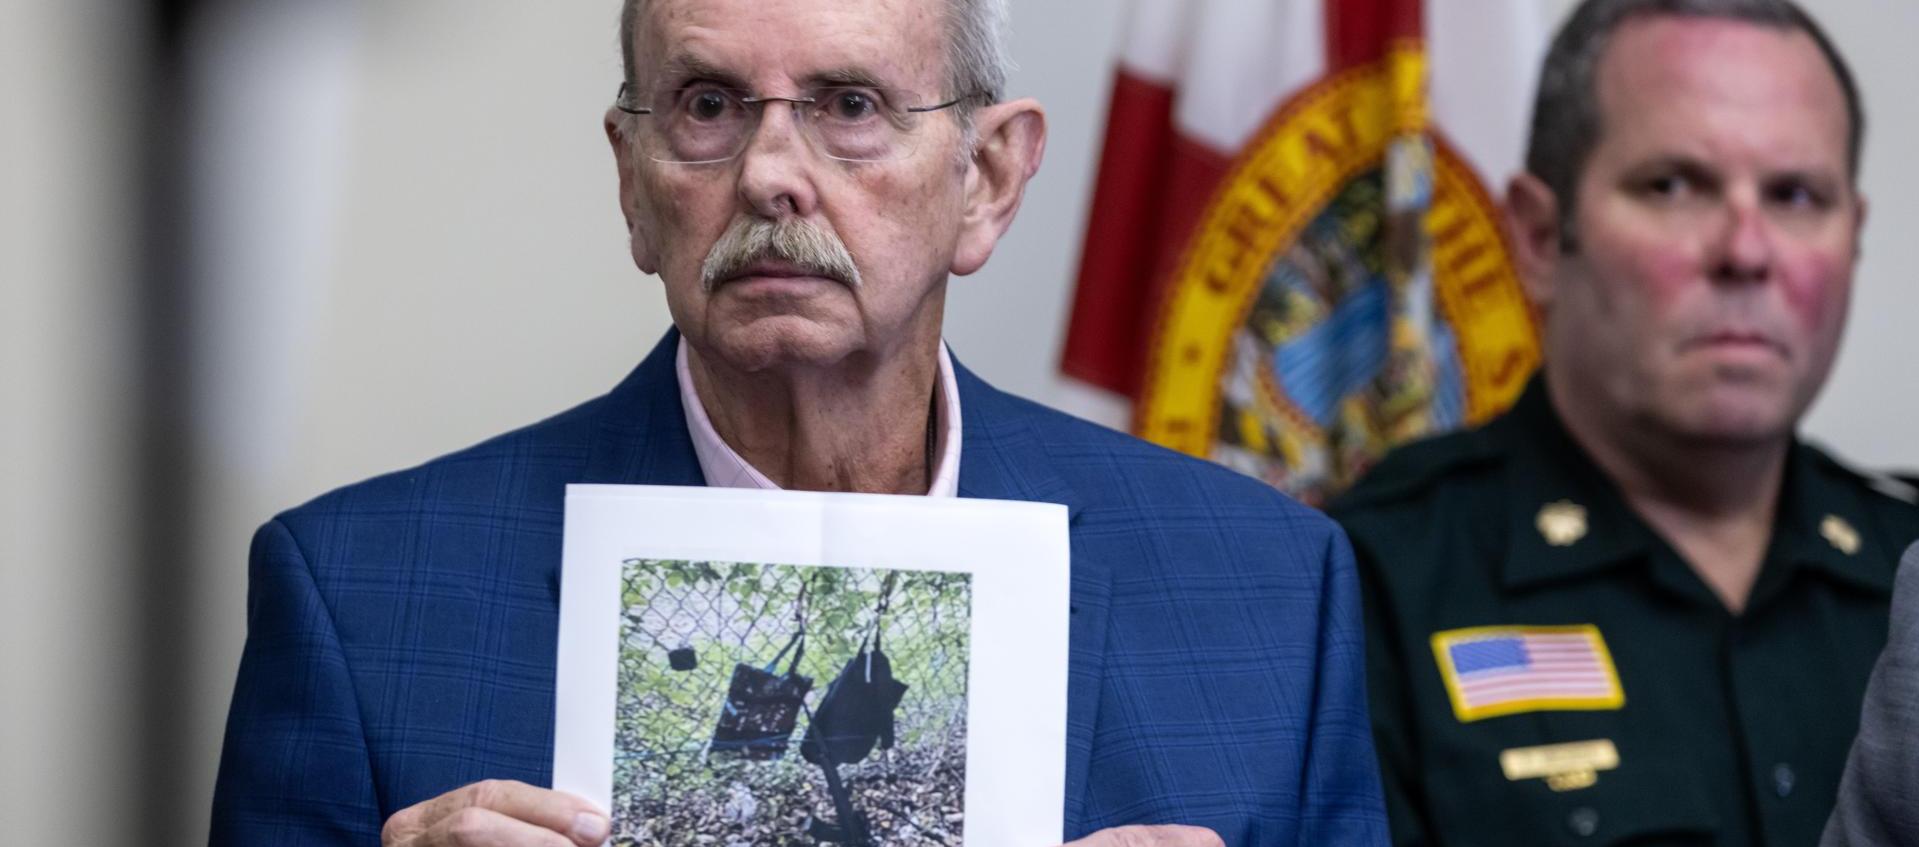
[1497,376,1656,591]
[675,337,963,497]
[1767,443,1898,596]
[1497,374,1893,598]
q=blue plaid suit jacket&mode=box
[212,330,1387,845]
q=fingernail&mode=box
[571,812,610,843]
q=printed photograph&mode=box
[614,559,973,846]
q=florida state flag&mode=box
[1063,0,1549,505]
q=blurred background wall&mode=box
[5,1,1915,844]
[2,2,141,845]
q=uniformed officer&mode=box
[1330,1,1919,845]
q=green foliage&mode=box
[613,559,972,817]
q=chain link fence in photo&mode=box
[614,559,972,846]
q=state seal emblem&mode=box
[1133,45,1539,505]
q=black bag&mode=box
[800,633,909,766]
[710,631,812,760]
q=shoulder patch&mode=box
[1431,625,1625,723]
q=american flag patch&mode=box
[1430,625,1624,722]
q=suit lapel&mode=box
[581,329,706,487]
[951,361,1107,822]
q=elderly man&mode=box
[1330,1,1919,846]
[210,1,1389,845]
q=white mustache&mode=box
[699,217,862,292]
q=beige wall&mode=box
[1,2,140,844]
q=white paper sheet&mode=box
[555,484,1070,846]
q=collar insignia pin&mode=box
[1821,514,1861,556]
[1537,500,1588,547]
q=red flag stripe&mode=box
[1326,0,1423,69]
[1061,69,1231,396]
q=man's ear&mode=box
[951,98,1047,276]
[605,108,659,274]
[1504,172,1564,310]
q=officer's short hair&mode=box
[1527,0,1864,250]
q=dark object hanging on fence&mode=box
[801,574,909,767]
[710,630,812,760]
[667,646,698,671]
[800,639,909,766]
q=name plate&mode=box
[1500,739,1620,792]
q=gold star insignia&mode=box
[1821,514,1861,556]
[1537,500,1588,547]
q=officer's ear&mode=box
[1504,172,1562,311]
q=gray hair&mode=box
[618,0,1010,115]
[1526,0,1864,249]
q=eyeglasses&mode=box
[615,82,972,164]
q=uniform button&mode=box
[1567,807,1600,837]
[1774,763,1796,798]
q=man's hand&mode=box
[1063,825,1227,847]
[381,779,611,846]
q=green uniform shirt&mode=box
[1331,377,1919,847]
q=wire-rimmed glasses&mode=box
[615,82,972,164]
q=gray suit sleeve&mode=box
[1823,542,1919,847]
